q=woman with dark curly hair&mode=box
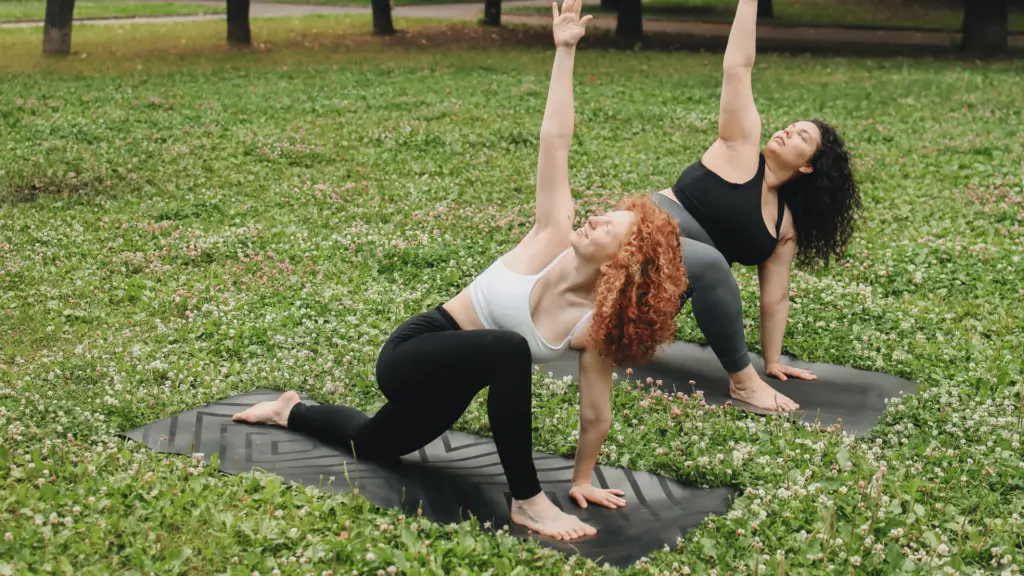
[231,0,687,541]
[651,0,861,411]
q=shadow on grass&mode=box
[372,22,1024,60]
[1,171,111,205]
[2,17,1021,77]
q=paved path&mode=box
[2,0,1021,51]
[0,0,517,27]
[504,11,1024,49]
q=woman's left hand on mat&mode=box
[766,362,817,382]
[570,483,627,510]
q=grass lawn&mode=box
[2,14,1024,576]
[0,0,224,22]
[506,0,1024,32]
[263,0,474,6]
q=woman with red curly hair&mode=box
[230,0,686,542]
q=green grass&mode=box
[2,14,1024,576]
[266,0,472,5]
[0,0,224,22]
[507,0,1024,32]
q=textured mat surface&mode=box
[121,389,737,567]
[542,341,917,436]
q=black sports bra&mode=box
[670,154,784,266]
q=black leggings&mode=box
[651,193,752,373]
[286,305,543,501]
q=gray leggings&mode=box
[651,193,752,373]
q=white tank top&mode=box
[468,249,593,363]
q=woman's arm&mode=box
[568,346,627,510]
[757,237,816,381]
[702,0,762,178]
[531,0,593,235]
[757,241,792,369]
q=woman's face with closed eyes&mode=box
[765,120,822,178]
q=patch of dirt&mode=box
[2,172,96,204]
[264,21,1022,59]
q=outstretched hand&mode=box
[570,483,627,510]
[765,362,817,382]
[552,0,593,48]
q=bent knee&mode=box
[685,247,735,288]
[707,256,736,286]
[485,330,532,363]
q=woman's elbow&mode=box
[580,409,612,434]
[722,61,754,75]
[539,129,572,147]
[761,291,789,311]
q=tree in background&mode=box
[484,0,501,25]
[961,0,1008,55]
[617,0,642,37]
[42,0,75,54]
[373,0,395,34]
[226,0,251,46]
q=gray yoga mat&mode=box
[541,341,917,436]
[121,389,737,568]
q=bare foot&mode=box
[510,492,596,541]
[231,391,301,427]
[729,376,799,412]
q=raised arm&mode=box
[704,0,762,172]
[532,0,592,234]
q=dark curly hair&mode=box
[777,119,861,267]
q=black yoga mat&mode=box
[121,389,737,568]
[542,341,917,436]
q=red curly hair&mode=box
[588,195,688,367]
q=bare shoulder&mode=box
[500,226,572,276]
[701,140,762,185]
[569,315,594,352]
[574,337,614,376]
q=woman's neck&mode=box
[763,155,794,191]
[551,251,602,301]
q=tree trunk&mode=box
[42,0,76,55]
[372,0,395,35]
[757,0,773,19]
[483,0,501,26]
[226,0,251,46]
[961,0,1008,56]
[600,0,618,10]
[616,0,642,38]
